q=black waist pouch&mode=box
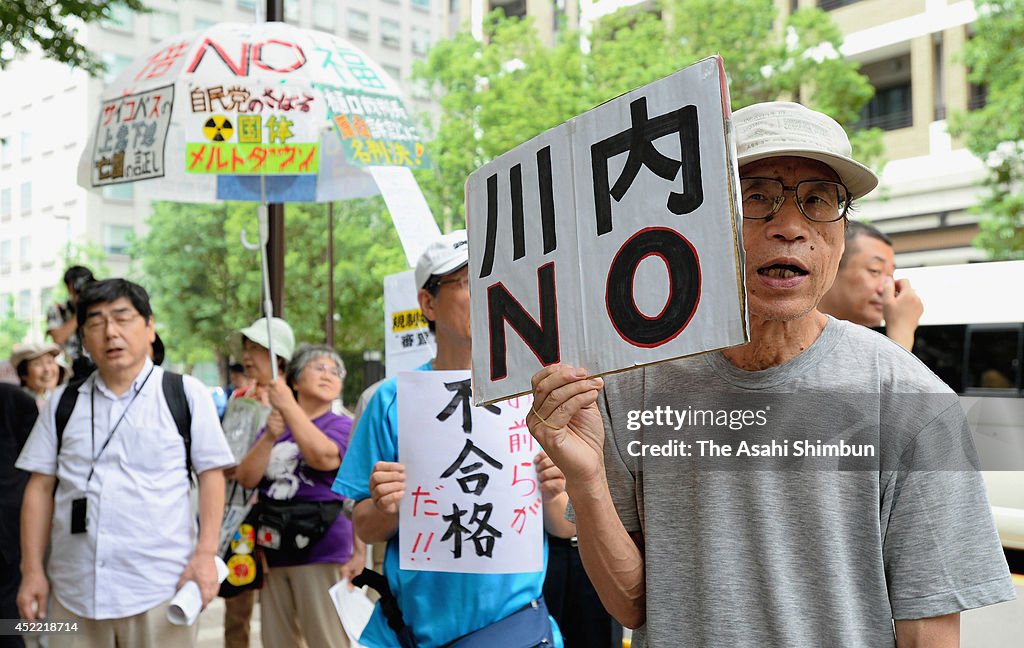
[255,498,344,562]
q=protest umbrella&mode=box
[75,21,436,377]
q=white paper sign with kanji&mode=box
[397,370,543,574]
[383,270,434,377]
[467,56,747,405]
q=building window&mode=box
[818,0,864,9]
[856,55,913,131]
[382,64,401,82]
[412,0,431,10]
[20,183,31,214]
[19,236,31,269]
[195,17,216,30]
[493,0,526,19]
[20,131,30,159]
[969,83,988,111]
[102,3,135,32]
[238,0,256,10]
[0,241,10,273]
[0,293,8,315]
[381,18,401,49]
[101,53,134,85]
[285,0,300,22]
[17,290,30,320]
[347,10,370,40]
[1,137,10,165]
[312,0,335,30]
[857,84,913,131]
[411,26,431,56]
[103,224,134,255]
[1,189,10,220]
[39,288,53,313]
[102,183,135,202]
[450,0,459,12]
[150,10,180,41]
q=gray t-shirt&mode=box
[596,317,1014,648]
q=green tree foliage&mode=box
[948,0,1024,259]
[133,199,407,378]
[0,0,147,74]
[415,0,879,226]
[0,296,30,360]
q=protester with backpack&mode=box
[15,279,236,648]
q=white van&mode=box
[896,260,1024,550]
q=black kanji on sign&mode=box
[440,502,503,558]
[436,379,501,433]
[591,97,703,236]
[479,146,558,280]
[440,439,503,495]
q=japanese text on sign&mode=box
[384,271,435,378]
[467,56,747,405]
[316,83,430,169]
[91,85,174,186]
[185,143,320,175]
[398,371,543,574]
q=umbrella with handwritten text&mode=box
[76,21,430,203]
[75,21,440,376]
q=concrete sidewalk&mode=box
[197,596,262,648]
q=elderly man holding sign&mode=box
[334,231,574,648]
[527,101,1014,648]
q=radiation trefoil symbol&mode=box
[203,114,234,142]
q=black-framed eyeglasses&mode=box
[740,178,850,223]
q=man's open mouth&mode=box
[757,263,808,279]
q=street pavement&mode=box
[197,596,262,648]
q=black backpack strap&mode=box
[54,383,81,456]
[353,568,418,647]
[161,372,194,487]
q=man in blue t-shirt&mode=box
[333,230,574,648]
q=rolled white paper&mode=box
[167,556,230,626]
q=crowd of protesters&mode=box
[0,100,1014,648]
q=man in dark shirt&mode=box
[0,384,38,647]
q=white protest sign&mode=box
[383,270,435,377]
[92,85,174,186]
[467,56,746,404]
[397,371,543,574]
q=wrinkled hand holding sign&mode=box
[468,56,747,405]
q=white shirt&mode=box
[16,359,236,619]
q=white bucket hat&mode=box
[733,101,879,199]
[229,317,295,362]
[415,229,469,290]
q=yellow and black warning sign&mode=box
[203,115,234,142]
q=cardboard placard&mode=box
[467,56,747,404]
